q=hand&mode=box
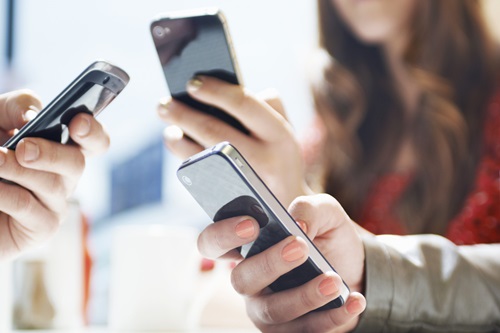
[197,193,367,333]
[157,76,310,206]
[0,89,110,260]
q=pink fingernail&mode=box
[235,219,255,239]
[346,299,363,315]
[319,276,339,296]
[282,239,305,262]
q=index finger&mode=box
[197,215,260,259]
[186,76,293,141]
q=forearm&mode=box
[354,235,500,333]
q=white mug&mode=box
[108,224,215,331]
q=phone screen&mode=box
[151,11,249,134]
[3,62,129,149]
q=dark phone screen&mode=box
[152,14,249,134]
[3,81,116,148]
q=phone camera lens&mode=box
[182,175,193,186]
[103,76,110,84]
[153,25,170,38]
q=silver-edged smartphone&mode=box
[150,8,249,134]
[177,142,350,311]
[3,60,129,150]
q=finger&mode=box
[162,125,204,160]
[288,194,349,240]
[0,181,60,234]
[256,88,287,119]
[186,76,292,141]
[0,146,71,212]
[0,89,42,131]
[157,97,252,149]
[15,138,85,180]
[197,216,260,259]
[68,113,110,156]
[258,292,366,333]
[248,271,345,325]
[288,194,365,291]
[231,236,309,296]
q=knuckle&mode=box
[299,288,316,311]
[201,116,226,141]
[48,175,68,199]
[258,300,279,325]
[13,190,34,216]
[259,252,277,279]
[230,267,247,295]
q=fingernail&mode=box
[296,220,308,233]
[282,239,305,262]
[158,97,171,115]
[319,275,339,296]
[235,219,255,239]
[75,117,91,137]
[346,299,364,315]
[22,140,39,162]
[187,77,203,92]
[22,109,38,122]
[163,125,183,141]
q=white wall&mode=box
[12,0,318,220]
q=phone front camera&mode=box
[153,25,166,38]
[182,175,193,186]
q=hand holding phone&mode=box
[3,60,129,150]
[177,142,350,311]
[151,8,249,134]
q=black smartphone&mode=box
[150,8,249,135]
[177,142,350,311]
[3,60,129,150]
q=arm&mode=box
[355,235,500,333]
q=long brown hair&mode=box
[311,0,499,234]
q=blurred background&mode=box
[0,0,318,327]
[1,0,500,329]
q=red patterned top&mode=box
[303,89,500,245]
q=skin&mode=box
[198,194,367,332]
[0,89,110,260]
[158,1,419,331]
[158,77,310,208]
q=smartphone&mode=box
[3,60,129,150]
[150,8,249,135]
[177,142,350,311]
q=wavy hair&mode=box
[311,0,498,234]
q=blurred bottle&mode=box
[13,260,55,329]
[12,199,86,329]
